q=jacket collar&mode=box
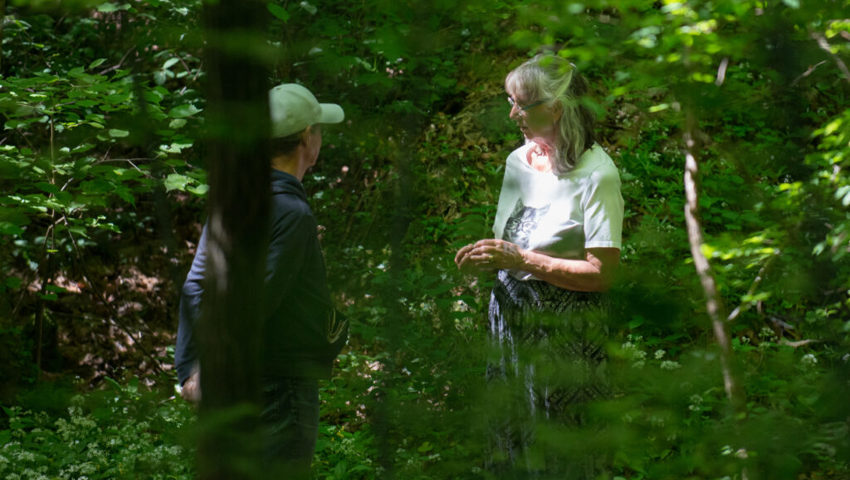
[270,168,307,200]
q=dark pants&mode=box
[262,377,320,479]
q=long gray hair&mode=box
[505,54,597,174]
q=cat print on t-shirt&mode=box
[502,199,550,249]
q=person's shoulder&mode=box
[575,144,619,180]
[507,142,533,162]
[271,192,314,222]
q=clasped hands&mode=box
[454,239,525,273]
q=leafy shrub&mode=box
[0,378,195,480]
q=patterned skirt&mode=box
[486,269,610,479]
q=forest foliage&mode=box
[1,0,849,479]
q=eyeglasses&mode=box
[507,97,548,113]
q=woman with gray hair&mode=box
[455,54,624,477]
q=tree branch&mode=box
[727,253,778,323]
[812,32,850,83]
[683,110,742,408]
[791,60,827,86]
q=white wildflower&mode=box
[660,360,681,370]
[801,353,818,367]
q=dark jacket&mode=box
[175,169,338,385]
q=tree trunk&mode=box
[682,110,743,411]
[197,1,270,479]
[0,0,5,75]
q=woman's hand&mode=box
[455,239,525,273]
[456,242,620,291]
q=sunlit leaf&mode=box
[164,173,191,191]
[169,104,201,118]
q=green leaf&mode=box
[103,376,123,391]
[144,87,166,104]
[109,129,130,138]
[160,141,193,154]
[80,179,113,195]
[114,186,135,205]
[163,57,180,70]
[97,2,131,12]
[267,3,290,22]
[35,182,60,195]
[0,222,24,235]
[164,173,191,191]
[97,2,119,13]
[4,119,23,130]
[188,184,209,196]
[169,118,187,129]
[105,92,132,104]
[72,143,96,154]
[88,58,107,69]
[45,284,67,293]
[153,70,167,86]
[168,104,201,118]
[567,3,584,14]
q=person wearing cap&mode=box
[174,83,346,477]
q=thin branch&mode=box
[812,32,850,83]
[125,159,148,176]
[791,60,827,86]
[98,47,137,76]
[93,157,155,163]
[93,157,155,177]
[178,55,193,75]
[727,253,778,323]
[779,339,819,348]
[180,60,204,96]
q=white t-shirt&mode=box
[492,142,624,280]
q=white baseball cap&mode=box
[269,83,345,138]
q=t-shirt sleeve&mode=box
[582,166,624,249]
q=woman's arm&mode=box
[455,238,619,292]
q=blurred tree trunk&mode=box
[197,0,270,479]
[0,0,5,75]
